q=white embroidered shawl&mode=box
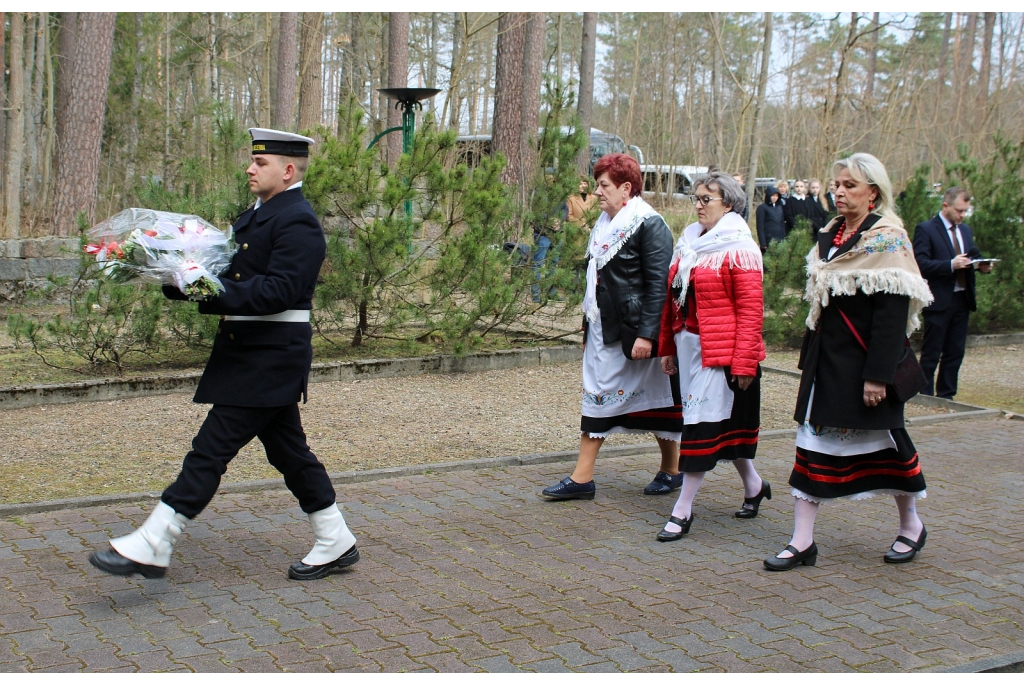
[582,195,659,323]
[670,211,763,306]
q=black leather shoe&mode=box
[644,471,684,495]
[89,547,167,579]
[540,476,596,501]
[763,542,818,571]
[735,480,772,519]
[884,526,927,564]
[288,545,360,581]
[656,515,693,542]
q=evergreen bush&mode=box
[761,221,815,346]
[946,136,1024,333]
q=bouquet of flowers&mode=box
[85,208,235,300]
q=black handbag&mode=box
[838,308,927,403]
[620,322,658,360]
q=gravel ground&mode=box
[0,356,961,506]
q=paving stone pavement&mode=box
[1,417,1022,673]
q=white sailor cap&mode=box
[248,128,316,157]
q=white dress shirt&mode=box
[939,213,966,292]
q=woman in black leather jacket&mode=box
[540,153,683,502]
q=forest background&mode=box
[1,11,1022,380]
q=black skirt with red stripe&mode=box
[788,427,926,499]
[679,372,760,473]
[580,371,683,436]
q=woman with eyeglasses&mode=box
[654,172,768,541]
[764,153,933,571]
[540,153,683,502]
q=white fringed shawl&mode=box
[582,195,660,323]
[670,211,763,306]
[805,216,934,335]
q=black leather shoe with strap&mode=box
[884,526,926,564]
[644,471,684,495]
[656,515,693,542]
[735,480,771,519]
[763,542,818,571]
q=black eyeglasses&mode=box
[689,195,723,207]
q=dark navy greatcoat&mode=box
[164,187,326,407]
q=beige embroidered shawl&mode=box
[805,216,934,335]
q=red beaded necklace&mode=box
[833,202,876,247]
[832,218,853,247]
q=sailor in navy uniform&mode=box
[90,129,359,581]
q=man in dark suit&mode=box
[913,187,993,399]
[90,129,359,581]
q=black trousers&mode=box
[161,404,336,519]
[920,290,970,399]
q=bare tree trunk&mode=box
[745,13,772,221]
[386,12,409,166]
[954,13,978,135]
[709,14,724,164]
[864,12,880,103]
[480,43,493,134]
[3,13,25,238]
[519,12,544,191]
[446,13,463,129]
[0,11,6,197]
[26,13,46,205]
[297,12,324,132]
[938,13,952,89]
[427,12,439,104]
[978,12,995,112]
[42,12,56,210]
[611,14,620,131]
[349,13,364,110]
[492,12,526,187]
[55,13,78,162]
[577,12,597,174]
[275,12,299,129]
[51,12,116,237]
[821,14,860,164]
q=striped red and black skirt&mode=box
[679,371,760,473]
[788,427,926,499]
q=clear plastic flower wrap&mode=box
[85,208,235,300]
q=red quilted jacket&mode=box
[657,257,765,377]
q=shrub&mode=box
[945,136,1024,333]
[761,223,815,346]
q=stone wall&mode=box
[0,238,82,301]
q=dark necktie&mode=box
[950,224,967,288]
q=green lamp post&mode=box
[368,88,442,249]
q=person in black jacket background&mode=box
[90,129,360,582]
[808,178,831,231]
[783,179,816,234]
[913,187,993,399]
[541,153,683,502]
[756,186,785,251]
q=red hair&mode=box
[593,153,642,197]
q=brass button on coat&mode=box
[234,273,241,280]
[229,333,235,340]
[242,243,249,250]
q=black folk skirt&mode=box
[788,427,926,500]
[679,369,761,473]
